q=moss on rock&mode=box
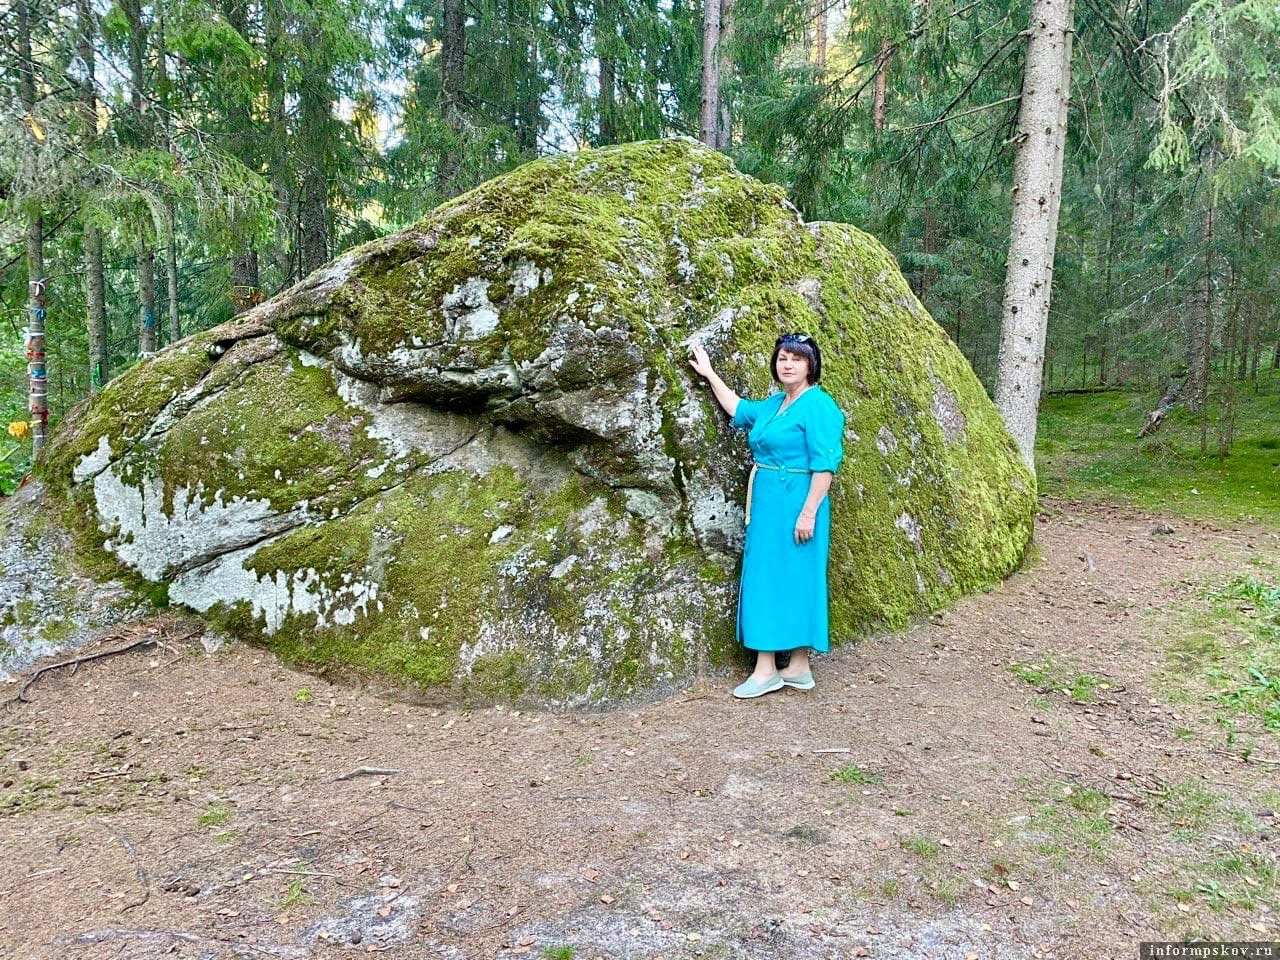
[38,138,1034,706]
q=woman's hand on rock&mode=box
[688,343,714,380]
[795,512,816,544]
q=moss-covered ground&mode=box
[1037,372,1280,525]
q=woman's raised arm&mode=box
[688,343,741,417]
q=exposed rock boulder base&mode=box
[36,138,1035,706]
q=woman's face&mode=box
[775,348,810,388]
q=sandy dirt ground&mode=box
[1,500,1278,960]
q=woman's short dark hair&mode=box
[771,333,822,384]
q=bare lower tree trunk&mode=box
[84,227,109,391]
[993,0,1075,472]
[264,0,294,285]
[138,238,157,354]
[1189,197,1214,417]
[297,20,332,278]
[154,13,181,343]
[700,0,721,146]
[1216,277,1240,456]
[597,3,616,145]
[19,0,48,454]
[716,0,735,148]
[1238,299,1257,381]
[121,0,157,357]
[813,0,827,70]
[77,0,109,392]
[1195,198,1215,452]
[440,0,467,192]
[163,203,180,342]
[231,250,260,314]
[27,215,47,455]
[872,37,892,133]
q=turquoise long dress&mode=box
[733,386,846,653]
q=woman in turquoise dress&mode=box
[689,333,845,698]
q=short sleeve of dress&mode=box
[733,397,763,431]
[805,394,846,473]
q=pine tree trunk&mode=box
[297,18,332,277]
[1247,300,1262,382]
[440,0,467,193]
[231,251,260,314]
[121,0,157,356]
[716,0,735,148]
[77,0,109,392]
[1238,299,1256,381]
[813,0,827,70]
[1217,276,1241,456]
[597,4,617,145]
[138,237,157,354]
[1188,198,1214,417]
[993,0,1075,472]
[264,0,294,285]
[700,0,721,146]
[154,14,181,342]
[872,37,892,133]
[27,213,47,454]
[163,202,181,342]
[19,0,48,453]
[85,227,109,392]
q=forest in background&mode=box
[1,0,1278,490]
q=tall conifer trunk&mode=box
[138,239,157,353]
[993,0,1075,472]
[1188,195,1214,416]
[872,37,892,132]
[440,0,467,193]
[297,17,332,277]
[155,11,181,342]
[699,0,720,145]
[716,0,735,148]
[264,0,294,285]
[597,5,617,144]
[121,0,157,353]
[813,0,827,70]
[76,0,109,392]
[19,0,48,452]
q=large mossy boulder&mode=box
[40,138,1035,706]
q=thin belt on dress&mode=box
[745,461,813,527]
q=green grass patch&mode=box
[901,835,940,859]
[1037,379,1280,524]
[1152,781,1223,839]
[197,802,233,829]
[1166,848,1279,913]
[1010,655,1105,701]
[831,763,883,785]
[277,877,316,909]
[1157,573,1280,737]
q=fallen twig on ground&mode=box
[1213,748,1280,766]
[259,867,341,879]
[11,627,202,704]
[14,638,157,703]
[388,800,434,816]
[101,819,149,911]
[62,928,201,945]
[334,766,403,781]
